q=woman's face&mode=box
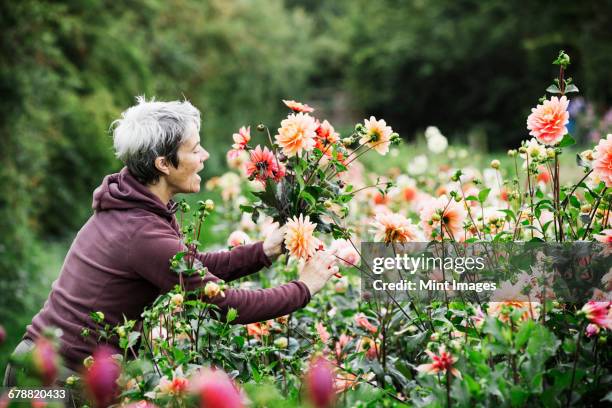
[167,126,209,194]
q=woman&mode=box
[4,97,339,387]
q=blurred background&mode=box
[1,0,611,370]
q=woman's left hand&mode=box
[263,223,286,261]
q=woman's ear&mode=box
[154,156,171,176]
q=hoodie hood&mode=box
[92,167,178,221]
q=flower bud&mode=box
[204,282,223,298]
[547,148,556,159]
[204,199,215,211]
[341,137,353,146]
[0,325,5,345]
[256,124,265,132]
[580,204,592,214]
[490,159,500,170]
[431,213,441,222]
[323,200,333,208]
[116,327,126,338]
[83,356,94,368]
[274,337,288,349]
[171,293,184,307]
[580,149,594,161]
[66,375,80,386]
[507,149,517,157]
[519,146,527,154]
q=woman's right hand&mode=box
[298,250,339,296]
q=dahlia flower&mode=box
[581,301,612,330]
[416,345,461,379]
[231,126,251,151]
[190,368,244,408]
[419,195,467,241]
[275,112,317,157]
[594,229,612,243]
[355,312,378,334]
[245,145,283,182]
[360,116,393,155]
[227,230,251,248]
[283,99,314,113]
[315,119,340,145]
[284,214,319,260]
[526,95,570,145]
[315,321,331,344]
[593,134,612,187]
[371,212,422,243]
[305,357,336,408]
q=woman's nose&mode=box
[201,149,210,162]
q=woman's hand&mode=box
[263,223,286,261]
[298,251,339,296]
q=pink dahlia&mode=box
[231,126,251,151]
[360,116,393,155]
[594,229,612,243]
[191,368,244,408]
[371,212,422,243]
[315,322,331,344]
[354,312,378,334]
[526,95,570,146]
[227,230,251,248]
[581,301,612,330]
[305,357,336,408]
[85,346,121,408]
[420,195,467,241]
[416,345,461,379]
[32,337,59,386]
[283,99,314,113]
[245,145,282,183]
[315,119,340,145]
[593,134,612,187]
[275,112,318,157]
[284,214,319,260]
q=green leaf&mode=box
[226,308,238,323]
[233,335,245,349]
[478,188,491,203]
[546,84,561,94]
[515,319,534,349]
[558,134,575,148]
[564,84,579,93]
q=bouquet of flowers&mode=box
[231,100,400,261]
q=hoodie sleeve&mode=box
[194,240,272,282]
[127,216,311,324]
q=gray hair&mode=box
[111,96,201,184]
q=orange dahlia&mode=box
[275,113,318,157]
[284,214,319,260]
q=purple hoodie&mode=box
[26,167,311,371]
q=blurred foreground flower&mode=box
[305,357,336,408]
[85,346,121,408]
[191,368,244,408]
[32,337,59,386]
